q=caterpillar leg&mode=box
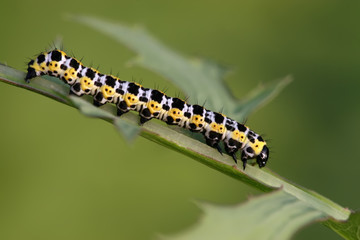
[216,144,223,155]
[138,99,164,125]
[205,138,223,155]
[227,150,239,163]
[94,92,105,106]
[241,151,249,170]
[241,159,247,170]
[93,85,116,106]
[69,90,82,96]
[116,108,128,116]
[139,107,152,125]
[138,100,164,125]
[93,100,104,107]
[138,109,154,125]
[224,140,241,164]
[203,119,226,156]
[70,83,83,96]
[140,116,151,125]
[232,154,238,163]
[116,101,129,116]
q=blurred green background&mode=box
[1,0,359,239]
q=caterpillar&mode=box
[25,49,269,169]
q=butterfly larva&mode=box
[25,49,269,169]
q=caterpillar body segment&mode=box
[25,49,269,169]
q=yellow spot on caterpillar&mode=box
[210,122,218,131]
[147,100,162,114]
[218,124,225,134]
[169,108,183,119]
[30,62,40,71]
[80,77,94,91]
[124,93,139,106]
[232,130,247,144]
[210,123,226,134]
[191,114,204,128]
[101,85,115,99]
[63,68,77,82]
[249,140,266,155]
[31,61,48,73]
[48,61,61,73]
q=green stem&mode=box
[0,64,351,223]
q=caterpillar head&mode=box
[241,137,269,169]
[256,145,269,168]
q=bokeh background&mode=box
[1,0,359,239]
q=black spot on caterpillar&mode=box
[25,49,269,169]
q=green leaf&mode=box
[234,75,293,120]
[69,96,115,120]
[324,211,360,240]
[0,66,352,235]
[0,20,354,239]
[69,15,231,112]
[162,190,327,240]
[0,63,69,104]
[113,117,141,142]
[69,15,291,120]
